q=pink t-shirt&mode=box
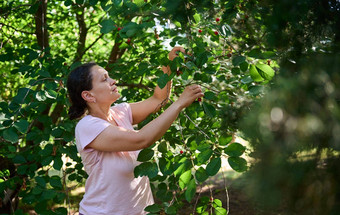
[75,103,154,215]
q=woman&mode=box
[66,47,204,215]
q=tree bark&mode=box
[74,5,88,62]
[34,0,49,50]
[105,35,127,70]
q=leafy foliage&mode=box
[0,0,281,214]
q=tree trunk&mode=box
[34,0,49,50]
[74,5,88,62]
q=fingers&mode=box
[172,46,185,53]
[187,85,204,97]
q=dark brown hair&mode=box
[66,63,97,120]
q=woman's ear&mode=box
[81,91,96,103]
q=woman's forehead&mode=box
[91,66,107,77]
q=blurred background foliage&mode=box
[0,0,339,214]
[239,0,340,214]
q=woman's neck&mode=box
[88,104,111,121]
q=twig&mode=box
[192,185,203,215]
[221,170,230,214]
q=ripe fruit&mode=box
[267,60,271,65]
[216,18,220,22]
[144,0,147,2]
[227,53,232,58]
[176,70,183,76]
[197,98,202,102]
[180,150,184,154]
[117,27,122,31]
[214,31,218,35]
[127,38,131,43]
[198,29,202,33]
[64,62,67,66]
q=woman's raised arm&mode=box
[129,47,186,125]
[86,84,203,152]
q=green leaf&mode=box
[35,176,46,187]
[76,0,84,4]
[144,204,162,213]
[158,142,167,153]
[137,148,154,162]
[41,189,56,200]
[179,170,192,190]
[213,199,223,207]
[3,127,18,143]
[50,176,63,189]
[232,56,246,66]
[249,85,264,96]
[256,63,275,80]
[224,142,246,157]
[215,207,227,215]
[17,165,28,175]
[249,65,264,82]
[0,169,10,177]
[202,102,216,117]
[157,73,169,89]
[165,205,177,214]
[195,167,208,182]
[89,0,98,5]
[134,162,158,178]
[185,179,196,202]
[206,157,221,176]
[45,89,58,99]
[218,136,233,146]
[113,0,123,7]
[13,88,30,104]
[228,157,247,172]
[53,156,63,170]
[197,148,213,164]
[13,155,26,164]
[41,156,53,166]
[100,19,116,34]
[240,62,249,72]
[14,120,29,133]
[204,91,216,100]
[193,13,201,23]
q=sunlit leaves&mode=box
[250,63,275,82]
[179,170,192,190]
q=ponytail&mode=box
[66,62,97,120]
[68,103,87,120]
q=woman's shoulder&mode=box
[75,115,110,132]
[111,102,130,111]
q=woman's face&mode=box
[88,65,120,104]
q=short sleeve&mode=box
[111,103,133,125]
[75,116,112,150]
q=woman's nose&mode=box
[110,78,116,85]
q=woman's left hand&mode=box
[168,46,186,61]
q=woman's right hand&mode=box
[176,85,204,108]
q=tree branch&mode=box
[117,82,152,91]
[0,22,35,34]
[74,33,104,63]
[73,5,88,62]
